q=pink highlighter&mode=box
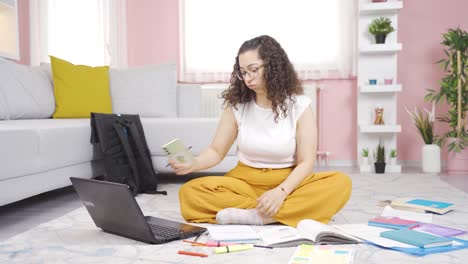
[205,241,238,247]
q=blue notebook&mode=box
[380,229,453,248]
[406,199,453,209]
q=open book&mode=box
[258,219,361,248]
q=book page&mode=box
[297,219,359,244]
[207,225,260,243]
[297,219,331,240]
[258,226,307,246]
[332,224,417,248]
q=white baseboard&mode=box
[315,160,358,167]
[398,160,447,168]
[315,160,447,168]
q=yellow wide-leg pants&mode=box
[179,162,352,227]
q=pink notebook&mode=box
[368,217,419,229]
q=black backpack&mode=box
[90,112,167,196]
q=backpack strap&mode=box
[127,122,167,195]
[113,121,141,196]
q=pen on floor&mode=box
[205,241,238,247]
[253,245,274,249]
[214,244,254,254]
[183,240,239,247]
[165,146,193,167]
[193,230,207,242]
[178,250,208,257]
[182,240,206,246]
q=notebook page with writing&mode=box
[287,245,355,264]
[258,226,314,247]
[207,225,260,243]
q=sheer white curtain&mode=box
[180,0,356,82]
[29,0,127,67]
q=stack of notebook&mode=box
[379,229,453,248]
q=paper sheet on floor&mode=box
[332,224,418,248]
[381,205,433,223]
[332,224,463,249]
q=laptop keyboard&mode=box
[148,224,182,238]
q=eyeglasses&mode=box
[236,64,264,80]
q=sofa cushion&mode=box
[109,64,177,117]
[0,119,94,180]
[0,90,7,120]
[0,57,55,120]
[141,117,236,156]
[50,56,112,118]
[0,117,237,181]
[0,126,39,180]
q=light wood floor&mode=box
[1,166,466,242]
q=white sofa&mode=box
[0,58,237,206]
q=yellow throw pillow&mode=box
[50,56,112,118]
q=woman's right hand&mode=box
[168,159,198,175]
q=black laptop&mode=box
[70,177,207,244]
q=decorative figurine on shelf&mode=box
[374,107,385,125]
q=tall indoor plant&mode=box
[406,102,441,173]
[426,27,468,173]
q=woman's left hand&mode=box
[256,187,287,217]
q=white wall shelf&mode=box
[360,124,401,133]
[360,2,403,15]
[360,84,402,93]
[357,0,402,173]
[360,43,402,54]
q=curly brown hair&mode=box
[222,35,303,122]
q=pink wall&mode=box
[317,80,357,161]
[16,0,468,162]
[397,0,468,161]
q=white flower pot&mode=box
[389,158,397,166]
[422,144,441,173]
[362,156,369,166]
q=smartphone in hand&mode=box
[162,138,195,164]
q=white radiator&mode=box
[200,84,317,118]
[200,84,229,118]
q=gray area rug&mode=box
[1,173,468,263]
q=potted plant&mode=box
[406,102,441,173]
[373,142,386,174]
[425,27,468,174]
[389,149,397,166]
[368,17,394,44]
[361,147,370,165]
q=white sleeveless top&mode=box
[232,95,311,168]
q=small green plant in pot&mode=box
[368,17,395,44]
[361,147,370,165]
[389,149,397,166]
[373,142,386,173]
